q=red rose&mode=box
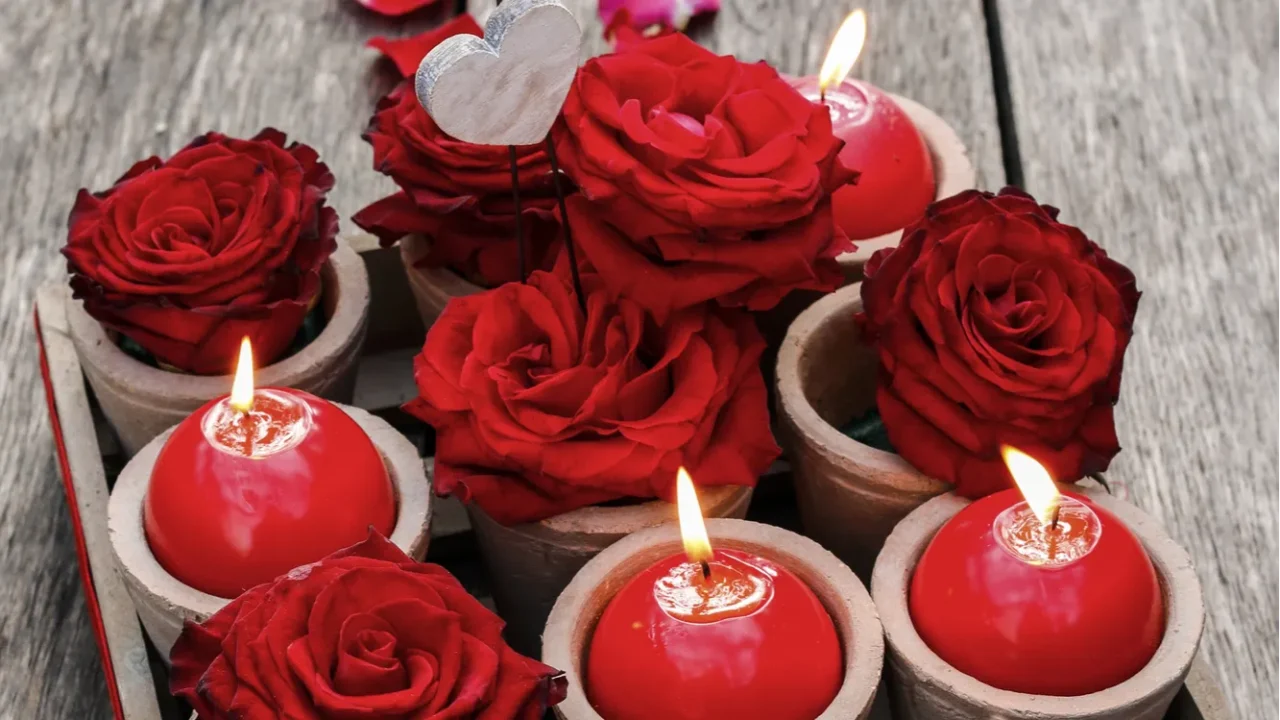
[63,129,338,374]
[170,533,566,719]
[405,269,780,524]
[859,188,1141,497]
[353,17,563,288]
[553,34,855,318]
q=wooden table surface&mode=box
[0,0,1273,718]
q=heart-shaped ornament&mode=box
[415,0,583,146]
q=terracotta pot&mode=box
[465,485,753,656]
[346,234,426,354]
[399,234,482,329]
[776,282,949,580]
[759,97,974,395]
[836,93,975,282]
[107,404,432,658]
[871,488,1204,720]
[543,518,884,719]
[67,239,370,457]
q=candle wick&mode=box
[1045,503,1062,560]
[700,560,711,580]
[819,88,827,105]
[239,407,257,456]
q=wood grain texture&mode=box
[997,1,1279,718]
[0,2,450,717]
[467,0,1007,189]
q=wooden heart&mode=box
[415,0,582,146]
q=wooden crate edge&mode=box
[36,285,163,720]
[36,280,1234,720]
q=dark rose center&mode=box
[148,223,209,255]
[973,257,1058,349]
[648,106,706,137]
[501,343,554,385]
[486,292,672,428]
[333,627,408,697]
[216,197,240,219]
[1008,281,1049,331]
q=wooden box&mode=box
[34,241,1231,719]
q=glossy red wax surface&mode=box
[790,76,935,240]
[144,388,396,599]
[587,549,842,720]
[910,489,1164,696]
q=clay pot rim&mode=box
[870,489,1205,715]
[472,485,753,543]
[543,518,884,720]
[399,234,485,297]
[836,92,975,272]
[107,403,432,618]
[776,282,950,497]
[67,238,368,401]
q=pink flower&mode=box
[599,0,718,31]
[602,8,676,50]
[354,0,440,16]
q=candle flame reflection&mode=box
[818,9,867,95]
[676,467,713,564]
[1000,445,1062,528]
[230,337,255,413]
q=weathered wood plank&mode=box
[0,2,452,716]
[997,1,1279,718]
[467,0,1007,190]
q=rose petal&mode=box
[367,14,484,77]
[333,617,407,696]
[289,633,442,716]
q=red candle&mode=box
[791,77,934,240]
[144,339,396,599]
[790,10,935,241]
[909,447,1164,696]
[586,470,842,720]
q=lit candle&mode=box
[789,10,935,240]
[909,446,1164,696]
[586,469,842,719]
[144,338,397,599]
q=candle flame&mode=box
[676,467,713,564]
[229,337,255,413]
[818,9,867,95]
[1001,445,1061,528]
